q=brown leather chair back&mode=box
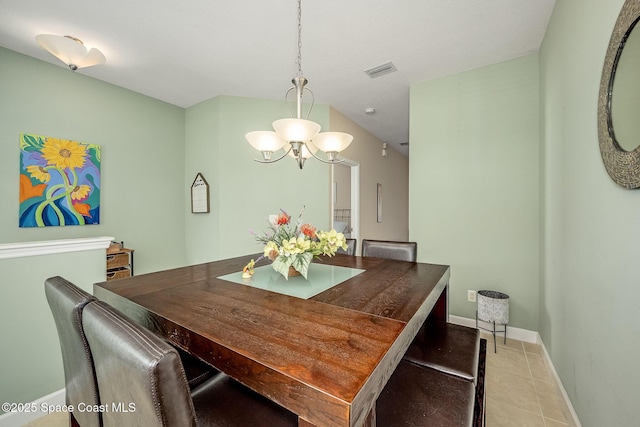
[361,239,417,262]
[83,301,197,426]
[44,276,101,427]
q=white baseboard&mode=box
[539,339,582,427]
[449,314,539,343]
[449,315,581,427]
[0,388,65,427]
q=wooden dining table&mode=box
[93,253,450,427]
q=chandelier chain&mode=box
[245,0,353,169]
[296,0,303,77]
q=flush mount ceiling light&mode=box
[36,34,106,71]
[245,0,353,169]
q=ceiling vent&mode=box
[364,61,397,78]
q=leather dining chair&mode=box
[378,341,487,427]
[82,300,297,427]
[337,238,357,255]
[45,276,101,427]
[404,318,481,384]
[377,359,476,427]
[361,239,417,262]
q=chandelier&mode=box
[245,0,353,169]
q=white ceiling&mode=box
[0,0,555,156]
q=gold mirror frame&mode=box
[598,0,640,189]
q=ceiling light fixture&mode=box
[245,0,353,169]
[36,34,106,71]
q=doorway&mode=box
[331,159,360,254]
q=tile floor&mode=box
[482,332,576,427]
[23,334,576,427]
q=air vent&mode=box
[364,61,397,79]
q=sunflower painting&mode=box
[19,133,101,227]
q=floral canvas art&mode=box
[19,133,101,227]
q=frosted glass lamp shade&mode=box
[36,34,106,70]
[273,118,321,142]
[312,132,353,153]
[245,131,287,152]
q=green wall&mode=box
[410,1,640,422]
[185,95,331,264]
[0,251,105,410]
[0,47,187,411]
[0,47,188,273]
[409,54,540,330]
[540,0,640,425]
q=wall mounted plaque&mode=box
[191,173,210,213]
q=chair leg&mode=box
[504,324,507,345]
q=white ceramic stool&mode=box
[476,290,509,352]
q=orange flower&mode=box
[276,212,290,225]
[300,224,317,238]
[19,174,47,203]
[73,203,92,218]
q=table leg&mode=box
[431,283,448,322]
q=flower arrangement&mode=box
[244,207,348,280]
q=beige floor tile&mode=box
[544,417,570,427]
[523,341,543,355]
[526,352,553,382]
[481,330,524,352]
[480,335,574,426]
[486,366,542,415]
[487,346,531,378]
[23,411,68,427]
[498,336,524,352]
[486,397,546,427]
[534,379,568,424]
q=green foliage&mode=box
[20,133,44,151]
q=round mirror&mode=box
[611,19,640,152]
[598,0,640,188]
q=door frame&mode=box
[330,159,360,255]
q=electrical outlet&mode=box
[467,290,476,303]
